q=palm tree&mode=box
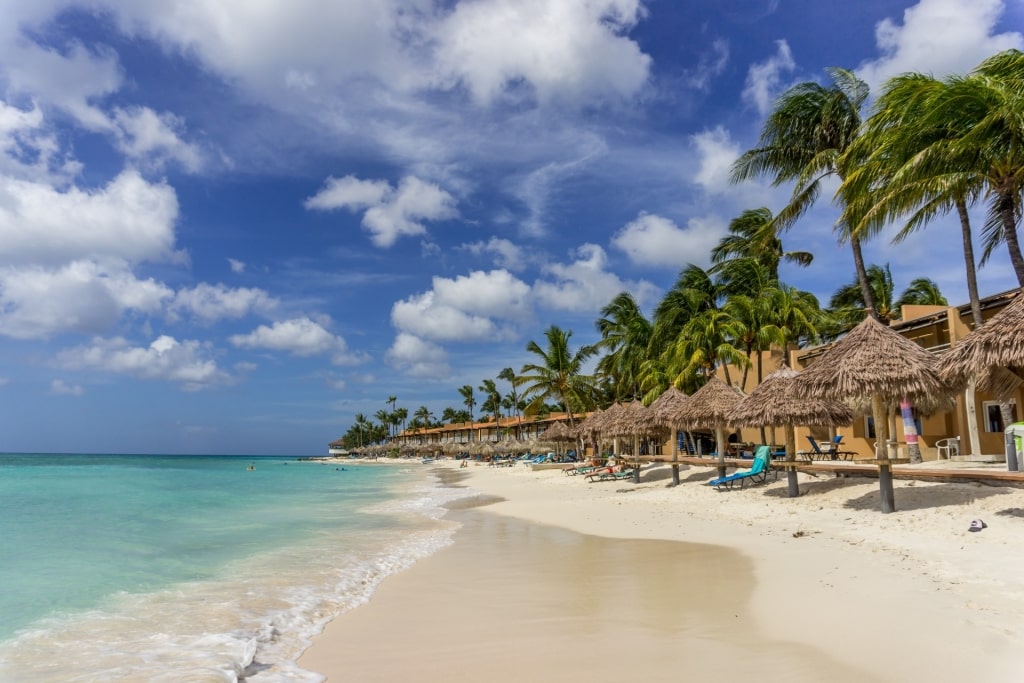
[711,207,813,281]
[722,291,783,393]
[648,265,720,392]
[478,379,502,423]
[594,291,653,402]
[457,385,476,442]
[840,71,986,326]
[830,264,899,325]
[731,67,879,318]
[649,264,745,391]
[497,367,522,436]
[895,278,948,308]
[830,264,946,326]
[354,412,370,448]
[458,385,475,419]
[373,409,390,440]
[394,407,408,437]
[413,405,433,439]
[664,306,747,389]
[518,325,598,427]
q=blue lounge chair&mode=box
[798,436,830,461]
[708,446,771,490]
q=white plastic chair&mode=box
[935,437,960,460]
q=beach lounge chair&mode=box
[797,436,830,461]
[707,446,771,490]
[586,467,637,483]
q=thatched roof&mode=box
[675,377,745,429]
[542,421,575,442]
[649,387,690,427]
[591,403,628,434]
[728,366,854,428]
[940,289,1024,400]
[605,400,662,437]
[574,408,604,437]
[788,316,947,403]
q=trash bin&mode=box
[1004,422,1024,471]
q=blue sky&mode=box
[1,0,1022,455]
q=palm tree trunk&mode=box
[850,235,880,321]
[901,399,922,463]
[957,199,984,326]
[956,197,983,457]
[998,191,1024,285]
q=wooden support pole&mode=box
[785,423,799,498]
[873,394,896,513]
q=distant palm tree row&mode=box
[334,49,1022,450]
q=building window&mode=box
[864,416,876,440]
[983,400,1018,433]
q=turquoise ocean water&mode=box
[0,454,460,682]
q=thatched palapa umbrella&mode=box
[591,403,628,457]
[939,290,1024,469]
[649,387,690,485]
[540,421,574,459]
[676,377,745,478]
[606,400,662,483]
[788,316,947,513]
[940,290,1024,399]
[729,366,854,497]
[573,408,603,459]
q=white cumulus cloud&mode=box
[50,378,84,396]
[430,0,651,106]
[57,335,231,391]
[612,213,725,269]
[533,243,659,312]
[459,237,527,271]
[691,127,741,195]
[0,169,180,266]
[170,283,278,323]
[385,332,451,379]
[857,0,1023,92]
[230,317,366,365]
[0,260,173,339]
[391,270,531,343]
[112,106,204,172]
[305,174,457,247]
[741,39,796,115]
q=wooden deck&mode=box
[641,455,1024,486]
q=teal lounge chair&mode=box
[585,467,636,483]
[708,446,771,490]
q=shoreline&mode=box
[299,461,1024,682]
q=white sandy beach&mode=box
[300,461,1024,682]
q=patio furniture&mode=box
[935,437,960,460]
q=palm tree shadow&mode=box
[762,476,853,499]
[761,477,1007,512]
[839,482,1006,512]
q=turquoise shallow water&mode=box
[0,454,459,682]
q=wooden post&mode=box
[785,423,799,498]
[671,426,680,486]
[716,425,728,479]
[873,394,896,513]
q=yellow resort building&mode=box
[788,288,1021,463]
[339,288,1022,465]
